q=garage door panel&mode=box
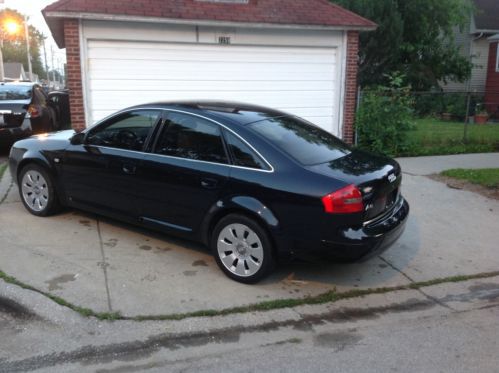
[90,69,334,83]
[88,45,337,65]
[90,90,336,109]
[89,79,335,92]
[90,60,336,80]
[87,40,339,134]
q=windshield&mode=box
[0,85,32,101]
[248,116,351,165]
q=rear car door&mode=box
[61,109,161,219]
[138,111,230,234]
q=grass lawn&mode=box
[0,163,7,181]
[406,118,499,156]
[441,168,499,189]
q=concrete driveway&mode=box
[0,153,498,318]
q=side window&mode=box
[86,110,160,151]
[224,130,268,170]
[155,112,228,164]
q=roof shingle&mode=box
[474,0,499,32]
[43,0,376,47]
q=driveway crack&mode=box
[378,256,455,311]
[0,179,14,205]
[96,218,113,312]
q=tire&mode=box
[211,214,275,284]
[18,164,60,217]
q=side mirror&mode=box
[70,132,85,145]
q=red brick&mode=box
[64,19,86,133]
[343,30,359,144]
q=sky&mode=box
[1,0,65,73]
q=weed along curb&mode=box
[1,269,498,322]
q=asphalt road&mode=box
[1,275,498,372]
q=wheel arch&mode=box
[201,196,281,250]
[16,155,53,184]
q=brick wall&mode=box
[63,19,86,132]
[343,30,359,144]
[485,41,499,114]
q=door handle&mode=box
[201,178,219,189]
[122,164,137,175]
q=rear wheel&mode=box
[19,164,60,216]
[211,214,275,284]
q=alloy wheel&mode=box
[217,223,264,277]
[21,170,49,212]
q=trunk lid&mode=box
[308,150,402,221]
[0,100,30,128]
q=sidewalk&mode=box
[397,152,499,175]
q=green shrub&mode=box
[414,92,445,117]
[356,77,414,156]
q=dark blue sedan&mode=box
[9,102,409,283]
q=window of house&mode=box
[155,112,228,164]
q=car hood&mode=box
[13,129,76,151]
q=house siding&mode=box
[443,32,490,93]
[485,41,499,113]
[443,26,471,92]
[470,38,491,92]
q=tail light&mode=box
[27,105,41,118]
[322,184,364,214]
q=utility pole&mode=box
[0,0,4,81]
[42,36,49,84]
[0,39,4,81]
[24,15,33,81]
[50,44,56,87]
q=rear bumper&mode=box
[320,197,409,260]
[0,119,31,144]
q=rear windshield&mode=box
[0,85,32,101]
[248,116,351,165]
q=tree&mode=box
[333,0,473,90]
[1,8,46,80]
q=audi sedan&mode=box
[9,102,409,283]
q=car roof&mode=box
[130,101,290,126]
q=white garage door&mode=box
[86,40,340,134]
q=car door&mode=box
[32,85,54,133]
[138,111,230,234]
[61,109,161,219]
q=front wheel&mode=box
[19,164,60,216]
[211,214,275,284]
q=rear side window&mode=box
[248,117,351,165]
[224,130,269,170]
[155,112,228,164]
[0,85,32,100]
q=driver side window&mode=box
[86,110,160,151]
